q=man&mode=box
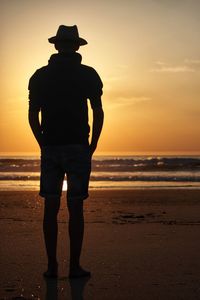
[28,25,104,278]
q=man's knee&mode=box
[67,200,83,216]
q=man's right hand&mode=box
[89,143,97,157]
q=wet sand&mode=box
[1,189,200,299]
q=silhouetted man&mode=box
[28,25,104,278]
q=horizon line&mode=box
[1,151,200,157]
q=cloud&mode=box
[184,59,200,65]
[150,61,196,73]
[109,96,151,109]
[150,59,200,73]
[153,66,195,73]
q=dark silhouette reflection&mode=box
[69,276,90,300]
[44,278,58,300]
[44,276,90,300]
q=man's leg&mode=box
[43,196,60,277]
[67,200,90,278]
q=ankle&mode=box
[48,260,58,268]
[70,262,80,271]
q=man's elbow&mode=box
[28,110,39,126]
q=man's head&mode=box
[48,25,87,53]
[54,40,80,53]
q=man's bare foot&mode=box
[69,266,91,279]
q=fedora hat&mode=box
[48,25,87,46]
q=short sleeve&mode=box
[28,71,42,112]
[87,68,103,109]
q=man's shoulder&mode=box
[80,64,98,74]
[31,66,48,78]
[80,64,102,82]
[28,66,49,90]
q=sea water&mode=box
[0,155,200,191]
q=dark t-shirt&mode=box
[28,52,103,146]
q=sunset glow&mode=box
[1,0,200,155]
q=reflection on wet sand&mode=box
[44,275,90,300]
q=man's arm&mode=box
[28,110,43,147]
[90,106,104,156]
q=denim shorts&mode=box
[40,145,91,202]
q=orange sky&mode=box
[1,0,200,155]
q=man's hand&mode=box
[89,143,97,157]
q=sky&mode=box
[1,0,200,155]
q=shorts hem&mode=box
[39,192,62,198]
[67,193,89,202]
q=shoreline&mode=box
[1,185,200,193]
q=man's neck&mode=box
[58,50,77,55]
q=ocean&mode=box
[1,155,200,191]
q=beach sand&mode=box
[1,189,200,299]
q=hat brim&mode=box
[48,36,87,46]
